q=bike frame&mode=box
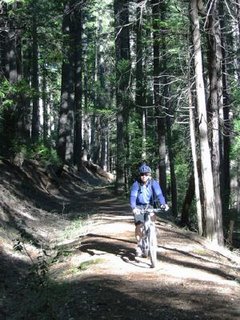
[139,207,160,268]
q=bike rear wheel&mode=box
[148,224,157,268]
[141,237,149,258]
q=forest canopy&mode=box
[0,0,240,247]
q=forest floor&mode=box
[0,159,240,320]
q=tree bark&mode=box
[135,0,147,160]
[1,2,21,156]
[166,104,178,217]
[57,1,75,164]
[206,0,224,245]
[151,0,167,195]
[72,3,83,168]
[30,1,40,143]
[114,0,131,192]
[181,171,195,227]
[188,85,203,235]
[190,0,219,244]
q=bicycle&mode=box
[137,207,162,268]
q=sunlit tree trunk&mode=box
[206,0,224,245]
[136,0,147,159]
[186,33,203,233]
[190,0,219,244]
[188,86,203,235]
[96,15,109,170]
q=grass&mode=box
[60,214,91,240]
[192,248,208,255]
[7,278,75,320]
[78,258,104,271]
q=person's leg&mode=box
[135,221,144,256]
[135,221,143,241]
[133,207,145,256]
[150,212,156,221]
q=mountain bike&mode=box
[138,207,161,268]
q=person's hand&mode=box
[132,208,140,215]
[161,204,169,212]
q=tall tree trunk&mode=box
[22,46,32,142]
[114,0,131,192]
[97,14,109,170]
[151,0,167,195]
[57,1,75,165]
[1,2,21,156]
[235,0,240,82]
[218,1,233,233]
[30,2,40,143]
[0,2,7,77]
[206,0,224,245]
[42,67,48,145]
[166,101,177,217]
[72,3,83,168]
[100,118,108,170]
[181,170,195,227]
[160,0,177,212]
[188,84,203,235]
[135,0,145,108]
[190,0,219,244]
[142,109,147,160]
[135,0,147,159]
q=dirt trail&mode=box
[0,161,240,320]
[48,189,240,320]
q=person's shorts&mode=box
[133,205,154,224]
[134,211,145,224]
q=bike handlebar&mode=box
[139,207,166,214]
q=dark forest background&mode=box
[0,0,240,247]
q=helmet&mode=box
[139,163,151,174]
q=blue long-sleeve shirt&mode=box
[130,179,166,209]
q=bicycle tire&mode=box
[149,224,157,268]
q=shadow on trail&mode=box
[2,247,240,320]
[78,233,148,268]
[80,232,155,269]
[67,275,240,320]
[79,231,239,279]
[80,233,136,263]
[158,246,237,281]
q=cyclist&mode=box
[130,163,169,257]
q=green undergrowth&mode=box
[6,233,103,319]
[60,211,99,241]
[8,278,77,320]
[78,258,104,271]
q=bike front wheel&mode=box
[148,224,157,268]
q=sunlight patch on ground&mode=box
[94,221,134,235]
[1,242,38,265]
[19,210,39,220]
